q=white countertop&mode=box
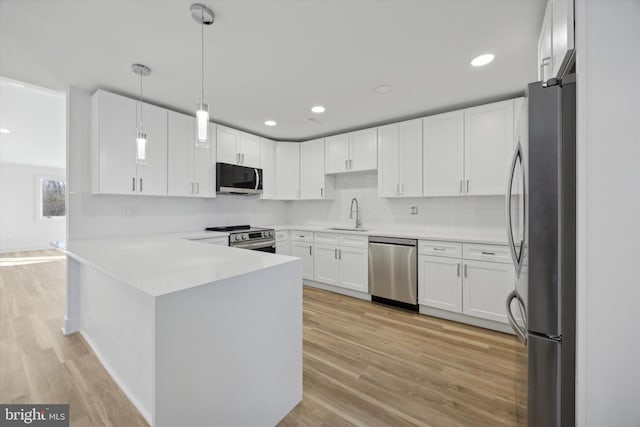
[265,223,508,245]
[53,232,297,297]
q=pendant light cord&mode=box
[201,8,205,103]
[139,72,143,129]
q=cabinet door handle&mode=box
[433,247,446,251]
[345,159,348,170]
[464,264,468,278]
[457,263,461,277]
[481,251,496,256]
[466,179,469,193]
[196,182,200,194]
[459,179,463,194]
[241,153,245,164]
[309,245,312,256]
[132,177,136,192]
[236,153,240,164]
[320,187,323,198]
[400,183,404,195]
[140,178,143,192]
[349,159,352,170]
[339,249,342,260]
[334,248,338,259]
[190,182,194,194]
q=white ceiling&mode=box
[0,78,66,168]
[0,0,544,141]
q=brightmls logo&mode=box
[0,405,68,427]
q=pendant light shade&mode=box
[191,4,214,148]
[132,64,151,164]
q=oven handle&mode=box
[231,239,275,250]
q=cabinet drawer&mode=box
[290,230,314,242]
[418,240,462,258]
[314,233,340,245]
[463,243,511,264]
[275,230,289,242]
[339,234,368,248]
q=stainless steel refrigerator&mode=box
[505,72,576,426]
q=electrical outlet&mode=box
[122,207,138,217]
[410,206,418,215]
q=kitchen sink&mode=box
[326,227,370,232]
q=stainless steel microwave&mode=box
[216,163,263,195]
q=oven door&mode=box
[232,239,276,253]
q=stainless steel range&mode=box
[206,225,276,253]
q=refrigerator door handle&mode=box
[506,290,527,344]
[505,141,526,277]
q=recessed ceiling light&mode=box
[311,105,325,114]
[374,84,393,94]
[470,53,495,67]
[264,120,277,127]
[8,82,26,88]
[0,128,11,134]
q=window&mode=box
[36,176,66,220]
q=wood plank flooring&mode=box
[0,250,526,427]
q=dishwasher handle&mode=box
[369,236,417,247]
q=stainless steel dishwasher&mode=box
[368,236,418,311]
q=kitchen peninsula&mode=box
[54,233,302,427]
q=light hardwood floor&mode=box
[0,250,526,427]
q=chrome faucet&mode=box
[349,197,361,228]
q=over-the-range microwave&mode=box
[216,163,263,195]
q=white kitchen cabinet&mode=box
[91,90,167,196]
[275,230,289,255]
[538,0,574,81]
[462,259,513,323]
[464,99,514,195]
[313,243,340,286]
[167,111,216,197]
[312,234,368,293]
[324,128,377,174]
[378,119,422,197]
[423,111,465,197]
[216,125,261,168]
[291,241,314,280]
[538,0,554,82]
[418,255,462,313]
[300,139,335,199]
[337,246,368,293]
[275,142,300,200]
[260,138,277,199]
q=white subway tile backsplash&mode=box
[286,171,505,232]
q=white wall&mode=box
[67,88,287,240]
[287,172,505,231]
[575,1,640,425]
[0,163,66,251]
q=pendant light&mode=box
[132,63,151,164]
[191,3,214,147]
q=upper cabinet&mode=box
[216,125,261,168]
[91,90,168,196]
[464,99,514,195]
[378,119,422,197]
[260,138,277,200]
[538,0,575,81]
[167,111,216,198]
[300,139,335,200]
[422,99,516,197]
[274,142,300,200]
[423,111,464,197]
[325,128,377,174]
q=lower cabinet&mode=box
[290,241,314,280]
[312,233,368,293]
[275,230,290,255]
[418,255,462,313]
[462,259,514,323]
[418,240,514,326]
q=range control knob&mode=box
[242,234,248,240]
